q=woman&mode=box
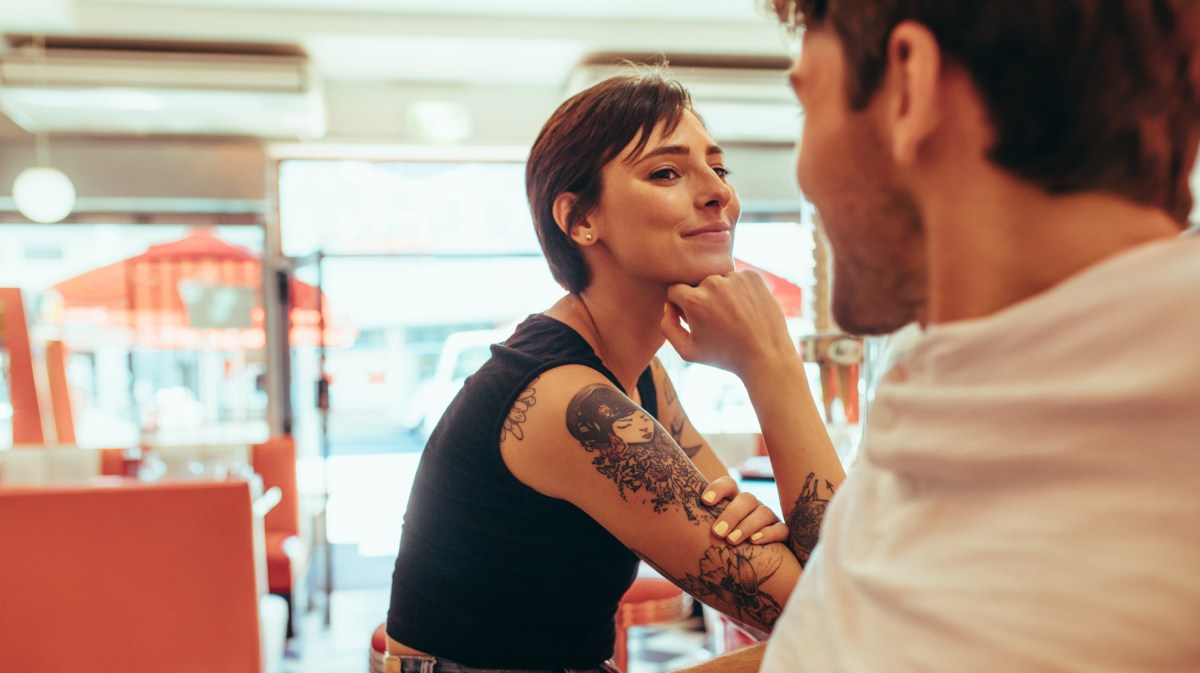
[387,71,842,672]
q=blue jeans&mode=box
[386,654,621,673]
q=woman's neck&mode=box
[548,279,668,394]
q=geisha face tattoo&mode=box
[612,411,655,444]
[566,384,711,523]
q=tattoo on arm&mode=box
[567,384,711,523]
[669,413,703,458]
[634,544,784,629]
[664,376,678,405]
[500,378,538,442]
[785,472,836,566]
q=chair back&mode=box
[0,480,262,673]
[252,436,299,536]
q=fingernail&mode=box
[713,521,729,537]
[702,491,716,504]
[727,529,743,544]
[751,532,764,542]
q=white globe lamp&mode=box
[12,166,76,224]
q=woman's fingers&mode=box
[744,521,790,545]
[700,475,739,506]
[709,491,783,545]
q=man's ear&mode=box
[553,192,597,245]
[886,21,942,166]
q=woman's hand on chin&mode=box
[660,270,797,380]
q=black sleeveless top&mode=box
[387,314,657,669]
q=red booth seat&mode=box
[0,480,262,673]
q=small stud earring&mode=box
[585,234,593,241]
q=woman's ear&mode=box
[553,192,597,245]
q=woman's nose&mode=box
[700,171,734,209]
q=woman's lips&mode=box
[685,229,732,244]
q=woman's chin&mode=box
[686,260,735,284]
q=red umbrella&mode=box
[47,229,356,350]
[733,258,804,318]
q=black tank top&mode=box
[387,314,657,669]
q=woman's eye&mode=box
[712,166,732,178]
[650,168,681,181]
[615,423,632,430]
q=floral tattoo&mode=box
[566,384,711,522]
[786,472,836,566]
[636,544,784,630]
[500,378,538,442]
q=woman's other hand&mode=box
[661,271,797,382]
[701,476,789,546]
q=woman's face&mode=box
[612,410,655,445]
[585,110,740,287]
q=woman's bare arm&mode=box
[663,271,845,565]
[650,357,727,480]
[501,365,799,633]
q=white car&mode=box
[414,327,514,440]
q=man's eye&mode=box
[712,166,732,178]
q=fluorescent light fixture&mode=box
[566,60,800,144]
[406,101,473,143]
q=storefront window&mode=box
[0,223,268,450]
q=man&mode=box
[661,1,1200,670]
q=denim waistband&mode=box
[386,653,621,673]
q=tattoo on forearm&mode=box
[667,545,784,628]
[500,378,538,442]
[567,384,711,522]
[669,413,703,458]
[632,544,783,629]
[786,472,835,565]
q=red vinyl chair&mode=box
[614,576,694,672]
[252,436,308,637]
[0,480,262,673]
[369,623,389,673]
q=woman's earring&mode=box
[585,234,594,241]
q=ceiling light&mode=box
[12,166,76,224]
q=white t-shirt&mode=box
[761,235,1200,672]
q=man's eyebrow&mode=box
[633,144,725,163]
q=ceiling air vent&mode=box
[0,36,325,139]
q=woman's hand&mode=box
[701,476,789,546]
[661,271,797,382]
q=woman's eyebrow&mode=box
[634,144,725,163]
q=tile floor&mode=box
[281,587,715,673]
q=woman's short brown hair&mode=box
[526,71,694,293]
[768,0,1200,224]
